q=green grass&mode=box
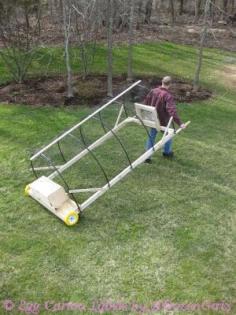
[0,42,236,315]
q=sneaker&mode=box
[162,152,174,158]
[144,158,152,164]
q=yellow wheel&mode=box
[24,185,31,196]
[64,211,79,226]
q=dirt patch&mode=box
[216,65,236,88]
[132,76,212,104]
[0,74,212,107]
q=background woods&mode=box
[0,0,235,97]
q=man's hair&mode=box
[162,76,172,86]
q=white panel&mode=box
[29,176,68,209]
[134,103,161,131]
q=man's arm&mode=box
[166,94,183,126]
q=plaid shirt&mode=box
[144,87,182,126]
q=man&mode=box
[144,76,186,163]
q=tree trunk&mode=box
[62,0,74,99]
[223,0,229,15]
[194,0,202,23]
[209,0,215,25]
[193,0,211,91]
[107,0,113,97]
[127,0,135,82]
[169,0,175,25]
[179,0,184,15]
[144,0,153,24]
[231,0,235,11]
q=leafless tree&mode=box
[230,0,235,11]
[127,0,135,82]
[223,0,229,15]
[194,0,202,23]
[72,0,99,79]
[107,0,113,97]
[136,0,153,27]
[169,0,175,25]
[0,0,42,83]
[193,0,211,91]
[179,0,185,15]
[62,0,74,100]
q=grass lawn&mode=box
[0,42,236,315]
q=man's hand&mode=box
[180,123,187,129]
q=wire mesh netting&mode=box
[30,82,152,206]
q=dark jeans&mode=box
[146,128,172,154]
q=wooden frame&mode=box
[27,81,190,225]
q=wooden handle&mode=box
[176,121,191,134]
